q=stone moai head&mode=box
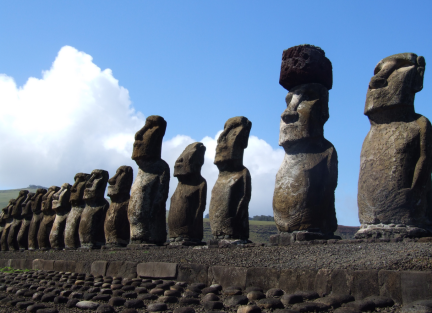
[42,186,60,213]
[31,189,47,213]
[52,183,72,212]
[214,116,252,171]
[174,142,206,179]
[107,166,133,200]
[279,44,333,91]
[2,199,16,220]
[365,53,426,118]
[279,84,329,147]
[83,169,109,202]
[70,173,90,206]
[278,44,332,149]
[132,115,167,165]
[21,192,35,217]
[11,190,29,217]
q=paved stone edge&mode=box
[1,258,432,304]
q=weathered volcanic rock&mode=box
[79,169,109,249]
[37,186,60,250]
[104,166,133,247]
[17,191,35,250]
[0,199,16,251]
[28,188,47,250]
[128,116,170,245]
[168,142,207,244]
[7,190,29,250]
[279,44,333,91]
[357,53,431,239]
[209,116,252,241]
[64,173,90,249]
[49,183,71,250]
[273,82,337,236]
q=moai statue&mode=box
[0,199,16,251]
[64,173,90,249]
[28,189,47,250]
[37,186,60,250]
[356,53,431,239]
[272,45,338,243]
[7,190,29,250]
[49,183,72,250]
[209,117,252,244]
[168,142,207,245]
[128,116,170,246]
[79,169,109,249]
[104,166,133,247]
[17,192,35,250]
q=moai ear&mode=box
[413,56,426,93]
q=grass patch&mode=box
[0,267,31,274]
[0,188,40,209]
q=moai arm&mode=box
[236,169,252,219]
[412,116,432,192]
[196,180,207,221]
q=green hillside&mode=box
[0,187,42,210]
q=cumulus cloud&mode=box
[0,46,144,188]
[0,45,284,217]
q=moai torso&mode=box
[79,169,109,249]
[49,183,71,250]
[37,186,60,250]
[168,142,207,244]
[7,190,29,250]
[64,173,90,249]
[128,116,170,245]
[209,116,252,242]
[105,166,133,247]
[0,200,15,251]
[273,45,338,239]
[17,192,35,250]
[357,53,432,237]
[28,189,47,250]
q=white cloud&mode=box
[0,45,289,219]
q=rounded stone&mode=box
[138,294,158,301]
[245,287,262,293]
[247,291,265,301]
[108,297,126,306]
[150,288,165,295]
[202,287,220,295]
[203,293,220,302]
[26,303,47,312]
[238,305,262,313]
[54,296,69,304]
[124,299,144,308]
[164,290,181,297]
[66,298,80,308]
[179,298,200,305]
[257,298,284,309]
[148,303,168,312]
[135,287,148,294]
[183,291,200,298]
[266,288,284,298]
[76,301,100,310]
[158,296,178,303]
[122,285,135,291]
[174,307,195,313]
[281,294,303,306]
[204,301,224,310]
[123,292,137,299]
[96,303,114,312]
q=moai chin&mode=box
[7,190,29,250]
[209,116,252,244]
[79,169,109,249]
[128,115,170,246]
[17,192,35,250]
[104,166,133,247]
[37,186,60,250]
[273,45,338,243]
[49,183,72,250]
[0,199,16,251]
[64,173,90,249]
[356,53,431,239]
[168,142,207,245]
[28,189,47,250]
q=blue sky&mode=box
[1,1,431,226]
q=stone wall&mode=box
[2,257,431,304]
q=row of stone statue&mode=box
[2,44,430,248]
[0,115,253,250]
[272,44,431,240]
